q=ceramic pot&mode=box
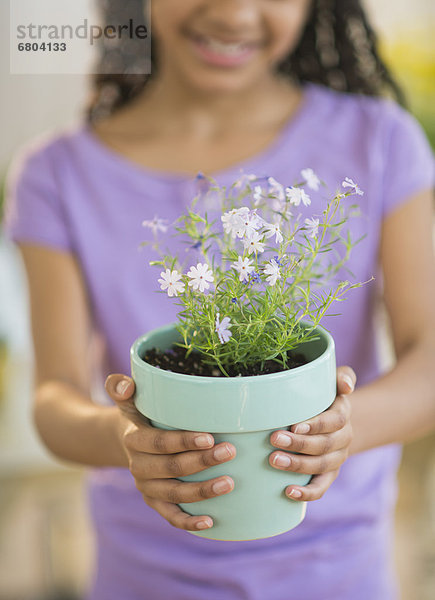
[130,322,336,541]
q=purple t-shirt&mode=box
[4,83,434,600]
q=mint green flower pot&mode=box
[130,323,336,541]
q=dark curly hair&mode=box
[88,0,405,121]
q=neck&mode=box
[132,69,301,137]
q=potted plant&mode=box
[130,171,366,541]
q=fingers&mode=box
[141,475,234,505]
[105,373,136,399]
[105,373,139,420]
[124,422,216,455]
[270,424,352,456]
[269,448,347,475]
[289,393,352,436]
[129,442,236,479]
[270,394,352,475]
[106,373,218,454]
[148,499,214,531]
[105,373,236,532]
[336,365,357,395]
[144,475,234,531]
[285,470,339,502]
[269,384,353,501]
[270,366,355,439]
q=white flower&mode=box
[266,177,287,212]
[264,221,283,244]
[158,269,185,297]
[235,210,262,239]
[221,207,249,238]
[267,177,286,202]
[301,168,320,191]
[215,313,232,344]
[253,185,265,206]
[304,217,320,238]
[142,216,168,235]
[251,210,267,229]
[243,231,265,255]
[234,173,257,190]
[187,262,214,293]
[285,187,311,207]
[232,256,255,282]
[264,259,281,287]
[342,177,364,196]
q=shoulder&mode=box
[308,83,427,144]
[3,125,89,251]
[7,123,88,188]
[306,84,433,187]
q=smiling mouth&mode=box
[187,32,260,66]
[198,35,254,55]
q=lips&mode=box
[201,37,251,55]
[188,32,260,67]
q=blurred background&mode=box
[0,1,434,599]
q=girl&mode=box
[4,1,434,598]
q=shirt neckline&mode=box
[78,82,320,185]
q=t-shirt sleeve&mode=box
[2,139,73,251]
[382,103,434,217]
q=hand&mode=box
[269,366,356,502]
[105,374,236,532]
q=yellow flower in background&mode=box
[380,25,435,146]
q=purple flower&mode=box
[215,313,232,344]
[191,235,204,250]
[196,172,211,196]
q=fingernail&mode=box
[293,423,310,434]
[342,374,354,392]
[116,380,130,395]
[194,434,214,448]
[214,444,231,461]
[196,520,212,530]
[272,453,291,468]
[275,432,292,447]
[288,488,302,498]
[212,478,232,495]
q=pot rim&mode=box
[130,321,334,383]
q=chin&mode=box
[179,65,268,97]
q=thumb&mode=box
[105,373,138,417]
[336,366,357,395]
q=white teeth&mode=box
[204,37,246,55]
